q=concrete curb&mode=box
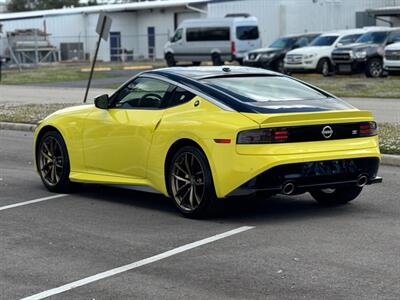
[0,122,37,132]
[380,154,400,167]
[1,121,400,167]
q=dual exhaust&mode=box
[281,174,369,195]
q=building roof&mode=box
[366,6,400,17]
[0,0,209,21]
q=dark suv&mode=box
[243,33,320,73]
[331,28,400,77]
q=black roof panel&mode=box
[147,66,278,80]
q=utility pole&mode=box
[83,13,112,103]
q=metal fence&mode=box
[0,32,170,65]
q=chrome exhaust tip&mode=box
[357,175,368,187]
[282,182,295,195]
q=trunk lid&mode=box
[237,110,378,156]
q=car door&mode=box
[83,76,172,179]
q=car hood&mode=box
[287,46,331,55]
[336,43,380,51]
[44,104,93,120]
[248,47,281,54]
[385,42,400,50]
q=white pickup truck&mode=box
[384,41,400,74]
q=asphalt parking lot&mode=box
[1,129,400,300]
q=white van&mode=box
[164,15,261,66]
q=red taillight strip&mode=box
[214,139,231,144]
[274,131,288,135]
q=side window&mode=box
[113,77,171,109]
[171,28,183,43]
[186,27,230,42]
[168,87,196,108]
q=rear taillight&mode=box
[231,41,236,54]
[237,122,378,144]
[359,121,377,137]
[237,128,289,144]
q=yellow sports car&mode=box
[34,66,382,218]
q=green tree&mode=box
[7,0,34,12]
[35,0,80,10]
[7,0,81,12]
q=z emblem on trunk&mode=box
[322,126,333,139]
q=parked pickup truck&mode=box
[331,28,400,77]
[384,41,400,74]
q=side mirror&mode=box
[292,44,300,49]
[94,94,109,109]
[336,43,343,48]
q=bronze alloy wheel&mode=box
[38,135,64,186]
[171,152,205,212]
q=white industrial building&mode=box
[1,0,400,63]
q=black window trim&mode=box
[140,73,236,112]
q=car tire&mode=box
[317,58,331,77]
[211,53,223,66]
[310,186,363,206]
[165,53,176,67]
[365,58,383,78]
[192,61,201,66]
[168,146,217,218]
[275,59,285,73]
[37,130,75,193]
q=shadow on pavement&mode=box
[73,184,354,224]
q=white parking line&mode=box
[0,194,67,212]
[21,226,254,300]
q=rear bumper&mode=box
[334,61,366,74]
[229,157,381,196]
[284,64,317,72]
[204,137,380,198]
[243,58,274,69]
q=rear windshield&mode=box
[310,35,338,46]
[202,76,353,113]
[356,31,388,44]
[203,76,326,102]
[236,26,259,40]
